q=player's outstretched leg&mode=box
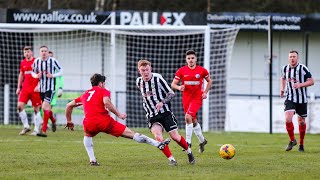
[133,133,171,150]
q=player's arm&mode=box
[294,77,314,89]
[280,77,286,97]
[171,78,185,91]
[65,99,81,130]
[156,76,175,111]
[295,68,314,88]
[16,71,24,95]
[103,96,127,120]
[47,59,63,78]
[202,75,213,99]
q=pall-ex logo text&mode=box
[120,12,186,26]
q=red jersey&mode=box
[174,65,209,103]
[74,86,111,120]
[20,57,38,90]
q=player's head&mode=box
[138,59,152,81]
[90,73,106,87]
[288,50,299,67]
[185,49,197,68]
[23,46,33,60]
[48,51,54,57]
[39,45,49,60]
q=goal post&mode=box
[0,23,239,131]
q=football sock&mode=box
[186,123,193,144]
[168,156,176,162]
[162,145,173,158]
[286,122,295,141]
[133,133,159,147]
[155,136,173,158]
[19,110,30,129]
[176,135,188,149]
[49,110,56,123]
[299,123,306,145]
[42,110,50,133]
[83,136,96,162]
[33,112,41,133]
[193,123,205,143]
[177,135,192,154]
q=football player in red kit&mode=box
[171,50,212,153]
[16,46,42,136]
[65,73,170,166]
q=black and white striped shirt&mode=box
[32,57,63,93]
[136,73,173,118]
[281,63,312,103]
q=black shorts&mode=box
[147,111,178,133]
[40,90,55,103]
[284,100,308,118]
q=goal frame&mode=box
[0,23,212,131]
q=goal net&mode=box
[0,24,239,131]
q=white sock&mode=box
[168,156,176,161]
[186,123,193,144]
[33,112,41,133]
[193,123,205,143]
[83,136,96,162]
[133,133,159,147]
[19,110,29,129]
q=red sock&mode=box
[42,110,50,133]
[161,145,172,158]
[176,135,189,150]
[299,124,306,145]
[286,122,295,141]
[155,137,172,158]
[49,110,56,123]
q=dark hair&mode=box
[39,45,48,49]
[186,49,196,56]
[90,73,106,86]
[48,51,53,54]
[289,50,299,55]
[23,46,32,51]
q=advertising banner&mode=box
[6,9,320,32]
[207,12,305,31]
[7,9,206,26]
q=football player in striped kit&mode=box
[32,45,63,137]
[280,50,314,152]
[136,60,194,165]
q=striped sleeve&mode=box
[302,65,312,80]
[281,65,287,79]
[157,74,173,93]
[136,77,141,88]
[32,59,38,73]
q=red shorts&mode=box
[83,116,126,137]
[18,88,42,107]
[183,100,202,119]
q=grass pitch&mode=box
[0,126,320,179]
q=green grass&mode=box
[1,126,320,179]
